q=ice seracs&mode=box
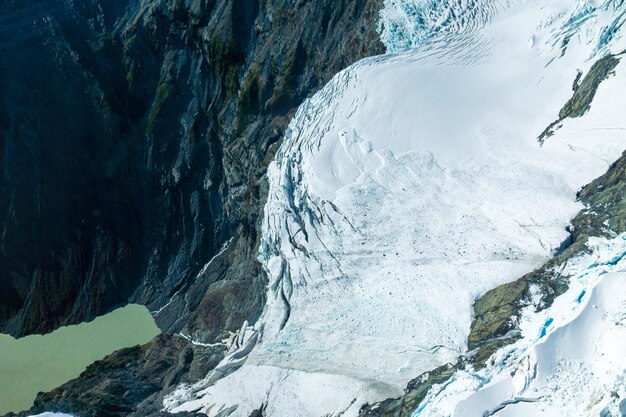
[378,0,505,52]
[165,0,626,415]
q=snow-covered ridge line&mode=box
[411,234,626,417]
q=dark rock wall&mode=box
[0,0,384,338]
[1,0,384,415]
[538,53,621,142]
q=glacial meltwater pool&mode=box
[0,304,160,414]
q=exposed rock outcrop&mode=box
[539,53,621,142]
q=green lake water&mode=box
[0,304,160,414]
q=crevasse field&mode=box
[161,0,626,416]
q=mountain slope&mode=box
[5,1,626,416]
[165,0,626,416]
[1,0,386,415]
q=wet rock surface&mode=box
[0,0,384,414]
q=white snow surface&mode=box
[27,414,75,417]
[166,0,626,416]
[411,235,626,417]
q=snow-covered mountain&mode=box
[413,235,626,417]
[164,1,626,416]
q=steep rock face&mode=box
[0,0,383,339]
[0,0,140,336]
[1,0,385,414]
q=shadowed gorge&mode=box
[1,0,384,414]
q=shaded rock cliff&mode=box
[1,0,384,414]
[0,0,383,338]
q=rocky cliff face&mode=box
[0,0,383,338]
[1,0,384,414]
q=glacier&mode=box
[165,0,626,416]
